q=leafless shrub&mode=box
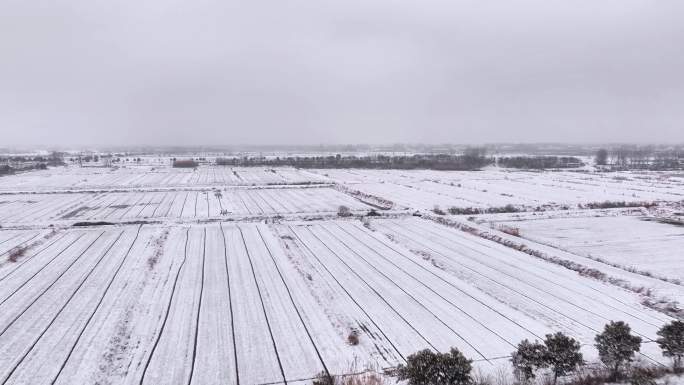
[629,367,658,385]
[499,225,521,237]
[313,371,386,385]
[338,205,352,217]
[8,247,26,263]
[313,372,335,385]
[472,367,493,385]
[347,330,360,346]
[147,230,169,269]
[336,372,385,385]
[581,201,657,209]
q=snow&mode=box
[0,163,681,384]
[309,169,684,211]
[497,216,684,282]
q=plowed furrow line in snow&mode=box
[255,225,329,376]
[0,233,88,307]
[0,231,122,384]
[260,190,290,213]
[311,225,488,361]
[338,222,545,341]
[305,226,440,353]
[163,192,178,217]
[381,221,668,366]
[383,222,605,332]
[235,191,252,215]
[84,194,120,220]
[278,190,307,213]
[190,226,237,384]
[51,193,110,219]
[140,227,205,383]
[0,232,23,246]
[331,223,527,347]
[287,226,405,362]
[413,219,668,327]
[2,195,65,223]
[48,226,142,384]
[135,194,155,218]
[150,192,168,218]
[0,229,22,245]
[178,191,189,218]
[254,191,278,214]
[215,191,225,213]
[247,190,267,214]
[118,192,146,219]
[139,228,190,385]
[237,227,287,384]
[97,194,128,220]
[0,198,47,223]
[242,189,266,214]
[225,226,282,383]
[105,192,146,220]
[0,232,69,283]
[205,192,210,217]
[0,232,42,257]
[399,220,665,338]
[187,228,207,384]
[2,231,38,254]
[219,223,240,385]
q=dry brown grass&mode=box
[7,247,26,263]
[347,330,360,346]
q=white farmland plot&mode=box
[498,216,684,282]
[0,218,677,384]
[311,169,684,211]
[0,224,396,384]
[0,163,682,385]
[0,187,370,224]
[0,166,327,192]
[365,218,675,362]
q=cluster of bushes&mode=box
[215,150,493,171]
[7,246,26,262]
[0,163,48,175]
[0,165,14,175]
[581,201,656,209]
[172,159,198,168]
[497,156,584,169]
[432,204,520,216]
[0,152,64,166]
[595,146,684,170]
[365,320,684,385]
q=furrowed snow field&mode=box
[0,187,371,225]
[0,164,682,384]
[0,166,326,192]
[0,221,676,384]
[311,169,684,210]
[496,216,684,282]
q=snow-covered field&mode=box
[0,166,326,192]
[0,164,681,384]
[496,216,684,282]
[0,221,675,384]
[0,187,371,225]
[311,169,684,211]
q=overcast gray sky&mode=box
[1,0,683,146]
